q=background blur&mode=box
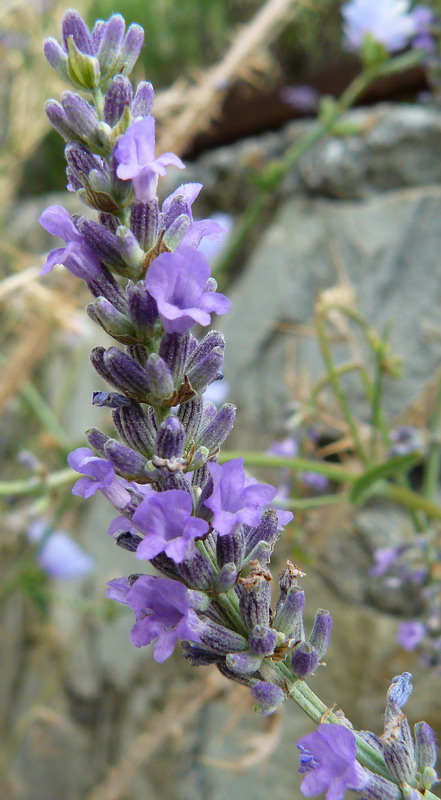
[2,1,441,798]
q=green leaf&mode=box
[350,452,422,504]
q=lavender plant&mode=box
[35,6,440,799]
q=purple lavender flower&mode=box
[161,183,227,251]
[195,212,233,261]
[131,489,209,563]
[68,447,131,509]
[397,620,426,651]
[204,458,277,536]
[114,117,185,202]
[296,724,368,799]
[342,0,417,53]
[106,574,203,661]
[28,520,94,579]
[39,205,102,280]
[145,247,230,335]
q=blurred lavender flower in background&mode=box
[280,85,320,113]
[28,520,94,579]
[342,0,417,53]
[390,425,425,457]
[398,620,426,650]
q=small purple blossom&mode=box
[397,620,426,651]
[145,247,230,334]
[114,117,185,201]
[342,0,417,53]
[131,489,209,563]
[106,574,203,661]
[68,447,131,509]
[411,6,435,55]
[28,520,94,579]
[204,458,277,536]
[267,436,298,458]
[296,724,368,799]
[39,205,102,280]
[161,183,228,251]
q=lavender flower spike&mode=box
[132,489,209,563]
[39,205,102,280]
[146,247,231,335]
[296,724,369,799]
[115,117,185,202]
[106,575,204,661]
[204,458,277,536]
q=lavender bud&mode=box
[91,20,105,52]
[309,609,332,660]
[45,99,77,141]
[197,403,236,453]
[251,681,285,716]
[61,92,99,141]
[97,14,125,77]
[178,397,204,442]
[112,401,157,457]
[186,330,225,372]
[244,509,280,557]
[43,38,69,81]
[155,416,185,459]
[214,563,238,593]
[104,75,133,125]
[182,642,222,666]
[217,661,256,687]
[92,392,131,408]
[187,349,224,395]
[249,625,277,656]
[290,642,319,678]
[226,651,263,676]
[65,143,104,191]
[200,622,248,654]
[132,81,154,116]
[146,354,174,401]
[119,24,145,76]
[90,346,115,385]
[383,716,417,785]
[361,773,402,800]
[130,200,158,250]
[387,673,413,713]
[103,346,150,398]
[113,531,143,552]
[243,540,273,567]
[414,721,438,772]
[85,427,110,455]
[175,551,214,591]
[62,10,93,55]
[239,571,272,631]
[160,333,193,383]
[104,439,150,480]
[90,297,137,342]
[87,266,128,313]
[65,37,100,91]
[216,528,245,569]
[274,585,305,639]
[77,217,125,269]
[116,226,145,273]
[126,282,158,331]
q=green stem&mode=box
[315,311,369,466]
[281,493,349,510]
[19,381,71,451]
[423,376,441,503]
[0,467,75,497]
[381,483,441,523]
[219,451,356,483]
